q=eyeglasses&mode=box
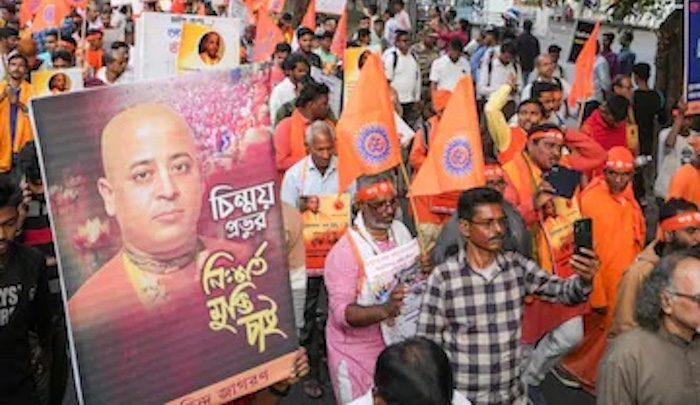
[367,198,399,211]
[667,290,700,305]
[468,217,508,229]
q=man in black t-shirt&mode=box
[632,63,668,199]
[0,174,51,404]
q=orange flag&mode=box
[568,21,600,108]
[252,10,284,63]
[64,0,88,10]
[411,76,485,196]
[336,53,402,192]
[301,0,316,29]
[331,11,347,61]
[30,0,70,33]
[19,0,41,28]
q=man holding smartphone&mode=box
[501,123,606,403]
[559,147,646,393]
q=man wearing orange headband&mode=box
[324,174,414,404]
[84,29,104,75]
[431,162,531,264]
[484,78,545,165]
[559,146,645,393]
[610,198,700,338]
[409,89,452,250]
[503,123,605,402]
[668,128,700,207]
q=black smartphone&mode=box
[574,218,593,256]
[542,165,582,199]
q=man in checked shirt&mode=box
[416,187,600,405]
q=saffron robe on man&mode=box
[560,177,645,393]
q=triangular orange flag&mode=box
[301,0,316,29]
[64,0,88,10]
[411,76,485,196]
[19,0,41,28]
[252,10,284,63]
[30,0,70,33]
[336,53,402,192]
[331,11,347,61]
[568,21,600,108]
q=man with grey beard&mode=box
[598,248,700,404]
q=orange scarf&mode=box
[0,80,33,172]
[85,48,103,72]
[290,109,309,163]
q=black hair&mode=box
[523,19,533,32]
[548,44,561,54]
[395,29,409,41]
[448,38,463,52]
[110,41,129,50]
[282,53,310,71]
[612,74,631,89]
[7,52,28,66]
[318,31,334,40]
[531,82,562,100]
[357,28,371,39]
[605,94,630,122]
[458,19,470,32]
[274,42,291,54]
[632,63,651,81]
[603,32,615,41]
[518,98,545,116]
[281,12,292,21]
[0,174,22,209]
[51,50,74,65]
[0,27,19,39]
[44,29,59,39]
[374,338,453,405]
[368,4,378,15]
[500,40,517,56]
[19,141,41,184]
[297,27,314,39]
[59,35,77,48]
[527,122,563,137]
[296,81,329,108]
[659,198,698,222]
[457,187,503,221]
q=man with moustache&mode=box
[199,31,222,65]
[598,248,700,404]
[0,53,33,175]
[324,174,413,404]
[69,104,301,404]
[610,198,700,338]
[417,187,600,404]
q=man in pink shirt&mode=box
[324,174,413,404]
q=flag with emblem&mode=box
[30,0,70,33]
[411,76,485,196]
[336,53,401,192]
[568,21,600,108]
[252,9,284,62]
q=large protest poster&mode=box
[135,12,240,80]
[343,45,381,106]
[356,239,424,345]
[31,68,84,97]
[686,0,700,115]
[30,66,296,404]
[177,22,240,73]
[568,20,596,63]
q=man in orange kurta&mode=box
[560,147,645,393]
[0,53,33,174]
[667,133,700,207]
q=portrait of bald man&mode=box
[67,103,266,403]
